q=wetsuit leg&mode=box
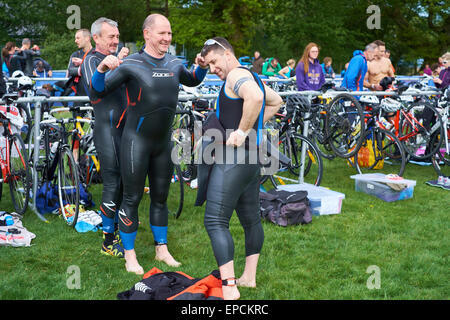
[203,147,262,267]
[147,141,173,245]
[117,133,150,249]
[94,122,123,235]
[235,170,264,258]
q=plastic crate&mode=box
[350,173,416,202]
[277,183,345,216]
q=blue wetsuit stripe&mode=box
[150,225,168,244]
[91,70,105,92]
[193,66,208,81]
[136,116,144,133]
[120,230,138,250]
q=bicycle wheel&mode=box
[17,104,32,145]
[430,130,450,177]
[353,128,407,176]
[270,133,323,187]
[8,133,31,215]
[399,101,444,160]
[57,146,80,227]
[172,113,197,182]
[167,164,184,219]
[326,93,365,158]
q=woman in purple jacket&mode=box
[295,42,325,91]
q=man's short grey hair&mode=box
[22,38,31,45]
[91,17,118,36]
[365,43,377,52]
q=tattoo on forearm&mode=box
[233,77,254,96]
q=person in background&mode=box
[321,57,335,78]
[251,51,264,74]
[433,52,450,89]
[365,40,394,91]
[295,42,325,91]
[262,57,282,77]
[423,64,432,76]
[2,42,17,76]
[32,59,53,78]
[340,62,349,78]
[278,59,295,78]
[18,38,41,76]
[341,42,377,91]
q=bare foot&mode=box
[237,277,256,288]
[124,250,144,275]
[222,285,240,300]
[155,245,181,267]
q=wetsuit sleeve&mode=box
[179,64,207,87]
[90,65,128,98]
[67,52,80,77]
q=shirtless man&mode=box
[364,40,394,91]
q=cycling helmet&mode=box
[285,94,311,113]
[17,76,33,90]
[360,95,379,104]
[80,134,96,155]
[11,70,25,78]
[380,98,402,113]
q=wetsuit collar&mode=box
[141,48,166,61]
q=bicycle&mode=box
[0,95,31,215]
[260,99,323,189]
[28,112,87,227]
[430,88,450,177]
[348,100,407,176]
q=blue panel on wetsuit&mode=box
[91,70,105,92]
[101,214,115,234]
[136,116,145,133]
[150,225,167,244]
[120,230,137,250]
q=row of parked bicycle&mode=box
[0,73,449,227]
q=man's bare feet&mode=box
[236,277,256,288]
[222,285,240,300]
[124,249,144,275]
[155,244,181,267]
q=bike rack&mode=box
[0,89,440,221]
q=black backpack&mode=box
[260,189,312,227]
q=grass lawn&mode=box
[0,157,448,300]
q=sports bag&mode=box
[260,189,312,227]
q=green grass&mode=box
[0,158,449,300]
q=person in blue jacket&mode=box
[342,43,377,91]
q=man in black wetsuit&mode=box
[65,28,93,100]
[81,17,129,258]
[90,14,208,274]
[197,37,282,300]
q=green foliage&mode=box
[40,32,79,70]
[1,0,448,73]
